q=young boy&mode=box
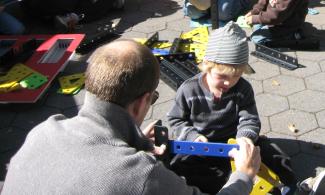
[245,0,309,44]
[167,21,296,194]
[184,0,251,22]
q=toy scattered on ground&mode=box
[0,34,84,103]
[58,73,85,95]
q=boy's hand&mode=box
[245,14,253,25]
[236,137,254,145]
[194,135,208,142]
[229,138,261,180]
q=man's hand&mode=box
[194,135,208,142]
[142,120,167,155]
[236,137,254,145]
[229,138,261,180]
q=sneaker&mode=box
[296,170,325,195]
[55,13,80,31]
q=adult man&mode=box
[2,40,261,194]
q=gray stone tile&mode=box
[280,59,321,78]
[263,75,305,96]
[298,128,325,158]
[0,110,16,129]
[0,126,27,152]
[288,90,325,112]
[296,50,325,62]
[242,78,263,95]
[316,110,325,128]
[45,89,85,110]
[260,116,270,135]
[62,60,88,74]
[305,14,325,25]
[152,100,174,126]
[153,8,184,22]
[264,132,300,156]
[246,61,280,81]
[291,153,325,181]
[132,20,166,34]
[320,60,325,72]
[167,18,193,32]
[269,110,318,136]
[305,72,325,92]
[120,31,147,39]
[140,0,181,14]
[256,93,289,117]
[144,106,153,121]
[155,80,176,105]
[12,107,61,130]
[119,11,153,25]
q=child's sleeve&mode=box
[167,87,200,141]
[236,84,261,143]
[251,0,297,25]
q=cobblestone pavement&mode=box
[1,0,325,184]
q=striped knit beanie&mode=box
[204,21,249,66]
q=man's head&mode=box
[199,21,254,92]
[85,39,160,125]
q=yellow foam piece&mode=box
[0,63,34,93]
[227,138,282,195]
[59,73,85,94]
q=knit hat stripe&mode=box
[204,21,251,66]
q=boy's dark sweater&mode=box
[167,73,261,143]
[251,0,308,36]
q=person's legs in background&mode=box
[183,0,208,20]
[0,12,25,35]
[218,0,242,22]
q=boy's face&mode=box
[207,67,242,93]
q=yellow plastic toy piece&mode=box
[133,38,147,45]
[152,42,172,49]
[58,73,85,94]
[0,63,34,93]
[181,27,209,44]
[227,138,282,195]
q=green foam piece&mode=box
[20,72,48,89]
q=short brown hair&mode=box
[85,39,160,107]
[198,60,253,76]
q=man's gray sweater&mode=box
[2,92,253,195]
[167,73,261,142]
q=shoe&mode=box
[113,0,125,9]
[296,170,325,195]
[55,13,80,31]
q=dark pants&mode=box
[169,136,296,194]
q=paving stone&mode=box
[62,60,88,74]
[12,106,61,130]
[153,8,184,22]
[288,90,325,112]
[155,80,176,104]
[316,110,325,128]
[119,11,153,25]
[0,110,16,129]
[167,18,193,32]
[320,60,325,72]
[246,61,280,81]
[120,31,147,39]
[45,89,85,110]
[152,100,174,126]
[305,72,325,92]
[265,132,300,156]
[298,128,325,158]
[280,59,321,78]
[291,153,325,181]
[263,75,305,96]
[296,50,325,62]
[256,93,289,117]
[269,110,318,136]
[260,116,270,135]
[242,77,263,95]
[132,20,166,34]
[306,14,325,25]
